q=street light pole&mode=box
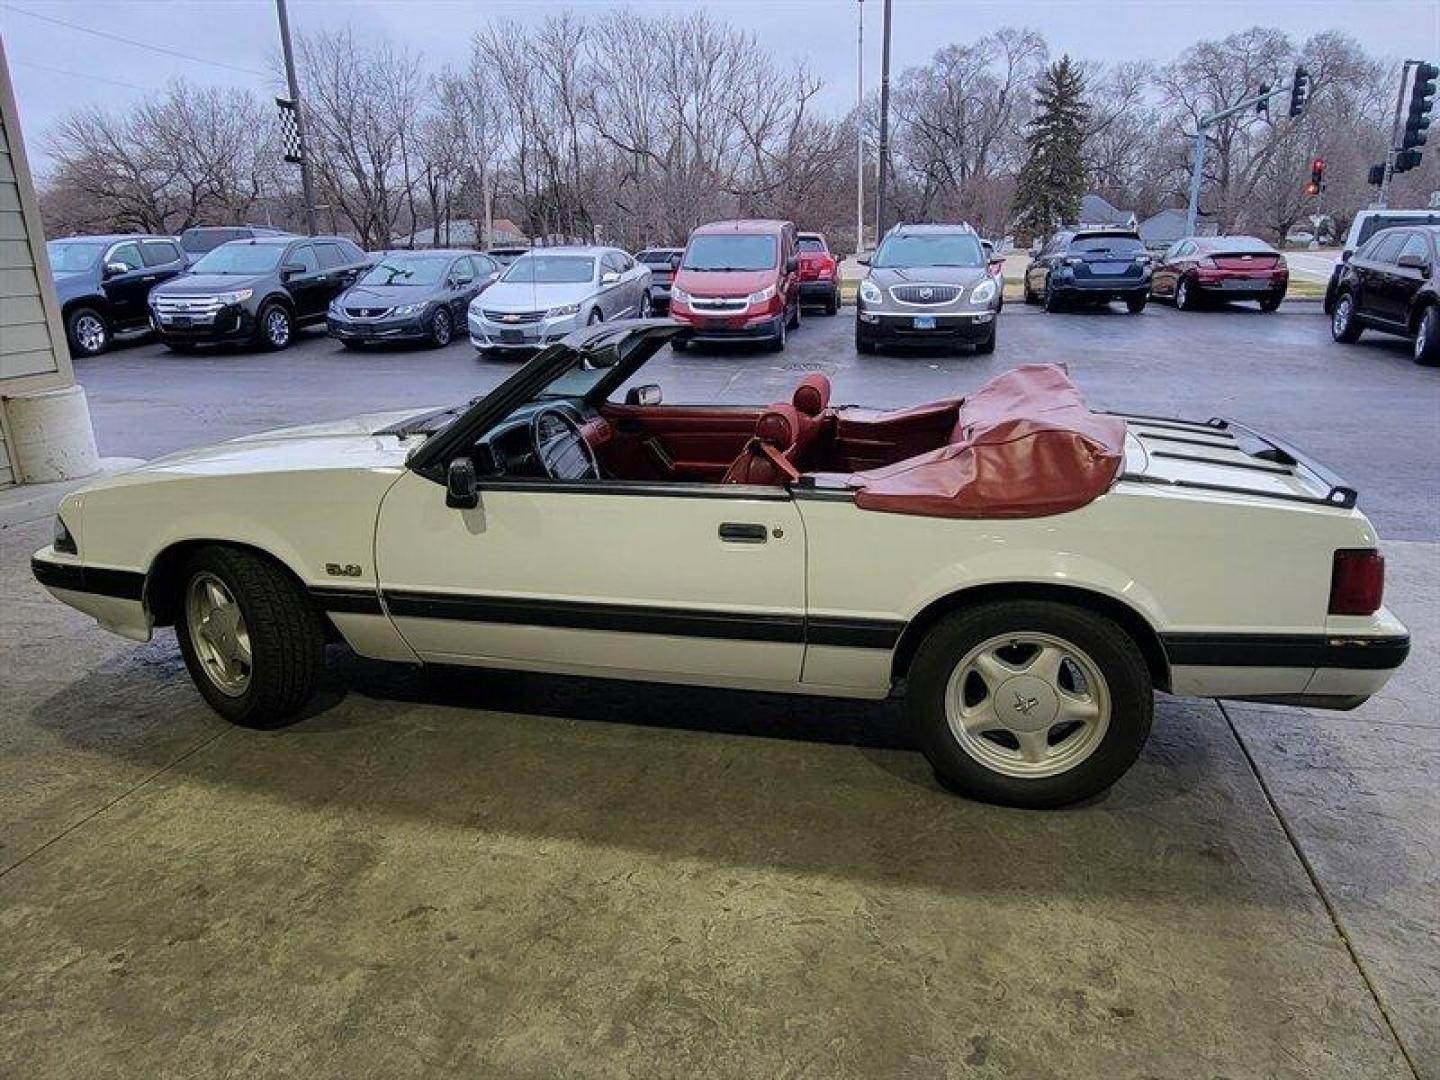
[874,0,892,239]
[275,0,318,236]
[856,0,864,254]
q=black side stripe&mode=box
[32,557,145,601]
[308,586,385,616]
[808,616,906,649]
[1163,633,1410,671]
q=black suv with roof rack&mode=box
[1023,228,1152,312]
[148,235,371,351]
[47,233,188,356]
[178,225,295,266]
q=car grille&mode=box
[690,296,748,313]
[154,295,226,318]
[482,309,545,324]
[344,306,392,319]
[890,284,962,305]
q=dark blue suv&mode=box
[47,234,188,356]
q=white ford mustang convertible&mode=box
[34,321,1408,807]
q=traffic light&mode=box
[1367,163,1385,186]
[1288,65,1312,118]
[1256,83,1270,115]
[1305,157,1325,195]
[1394,148,1424,174]
[1401,61,1438,151]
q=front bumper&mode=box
[150,304,256,342]
[32,548,152,642]
[670,306,781,343]
[467,310,583,350]
[328,315,429,342]
[856,309,995,344]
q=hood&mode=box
[869,265,988,287]
[155,272,268,296]
[338,284,438,308]
[51,272,92,301]
[674,268,775,297]
[478,281,597,311]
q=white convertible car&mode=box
[34,321,1408,807]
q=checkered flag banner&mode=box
[275,97,305,166]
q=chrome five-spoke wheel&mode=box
[185,571,252,696]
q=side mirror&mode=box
[601,271,621,285]
[488,270,501,281]
[856,255,870,266]
[670,254,682,270]
[785,255,799,273]
[103,261,129,279]
[451,275,474,288]
[445,458,479,509]
[1340,250,1352,263]
[624,383,663,406]
[1397,253,1429,273]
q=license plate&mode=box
[500,329,525,344]
[1223,279,1269,290]
[913,315,936,330]
[170,315,192,326]
[1091,262,1129,275]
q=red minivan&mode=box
[670,219,801,351]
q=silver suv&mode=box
[855,223,1001,354]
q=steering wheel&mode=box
[530,406,600,480]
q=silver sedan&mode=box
[467,246,652,354]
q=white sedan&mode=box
[33,321,1409,808]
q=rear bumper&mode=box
[1192,275,1288,297]
[799,280,838,300]
[1052,279,1149,299]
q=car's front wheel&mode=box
[1415,306,1440,366]
[175,546,326,728]
[906,600,1153,808]
[428,307,453,347]
[973,320,997,355]
[1330,292,1363,343]
[1174,277,1198,311]
[769,312,787,352]
[66,307,111,357]
[257,303,293,350]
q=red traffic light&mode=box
[1309,158,1326,187]
[1311,157,1325,171]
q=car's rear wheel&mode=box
[670,336,689,352]
[1259,294,1283,313]
[1126,293,1147,314]
[66,307,111,357]
[1415,306,1440,366]
[428,307,453,347]
[786,299,801,331]
[257,303,293,350]
[824,288,839,316]
[175,546,325,728]
[1022,279,1039,305]
[1174,277,1197,311]
[639,290,652,318]
[1043,282,1065,313]
[1330,292,1363,343]
[906,600,1152,808]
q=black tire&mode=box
[1126,293,1147,314]
[66,306,111,357]
[906,600,1153,808]
[769,313,787,352]
[855,323,876,354]
[256,302,294,350]
[973,321,997,355]
[1259,294,1283,313]
[428,306,453,347]
[1415,306,1440,366]
[1043,283,1065,313]
[1330,291,1363,343]
[174,545,326,729]
[1022,280,1039,305]
[824,288,839,316]
[639,290,652,318]
[670,336,689,352]
[340,339,366,351]
[786,298,801,331]
[1174,277,1198,312]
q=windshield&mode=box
[47,241,107,272]
[683,234,777,272]
[798,237,826,253]
[501,255,595,284]
[873,233,984,268]
[191,243,285,275]
[360,255,451,287]
[1072,235,1145,255]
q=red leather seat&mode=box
[720,405,802,485]
[790,373,832,467]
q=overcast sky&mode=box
[3,0,1436,171]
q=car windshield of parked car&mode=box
[637,250,676,266]
[360,255,451,287]
[47,241,107,272]
[1071,235,1145,255]
[797,237,826,253]
[191,243,286,275]
[873,233,984,268]
[501,255,595,284]
[683,235,777,272]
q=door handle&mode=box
[719,522,767,544]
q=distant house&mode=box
[1077,194,1138,230]
[1139,208,1217,248]
[393,217,528,249]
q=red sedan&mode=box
[1150,236,1289,312]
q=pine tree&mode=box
[1012,56,1090,238]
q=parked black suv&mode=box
[1023,229,1151,312]
[1326,224,1440,366]
[47,234,188,356]
[178,225,294,266]
[327,249,499,348]
[149,235,370,351]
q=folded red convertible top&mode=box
[844,364,1126,519]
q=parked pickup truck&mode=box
[32,322,1408,810]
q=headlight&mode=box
[969,278,997,305]
[859,279,882,305]
[328,298,343,315]
[53,515,77,555]
[748,284,776,305]
[670,285,690,305]
[546,303,581,318]
[392,302,429,317]
[215,288,253,305]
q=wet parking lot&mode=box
[3,301,1438,1077]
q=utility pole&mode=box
[856,0,865,254]
[874,0,892,240]
[275,0,318,236]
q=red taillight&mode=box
[1329,549,1384,615]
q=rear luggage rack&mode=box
[1110,413,1359,510]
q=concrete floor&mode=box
[1,304,1436,1077]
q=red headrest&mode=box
[756,404,799,448]
[792,373,832,417]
